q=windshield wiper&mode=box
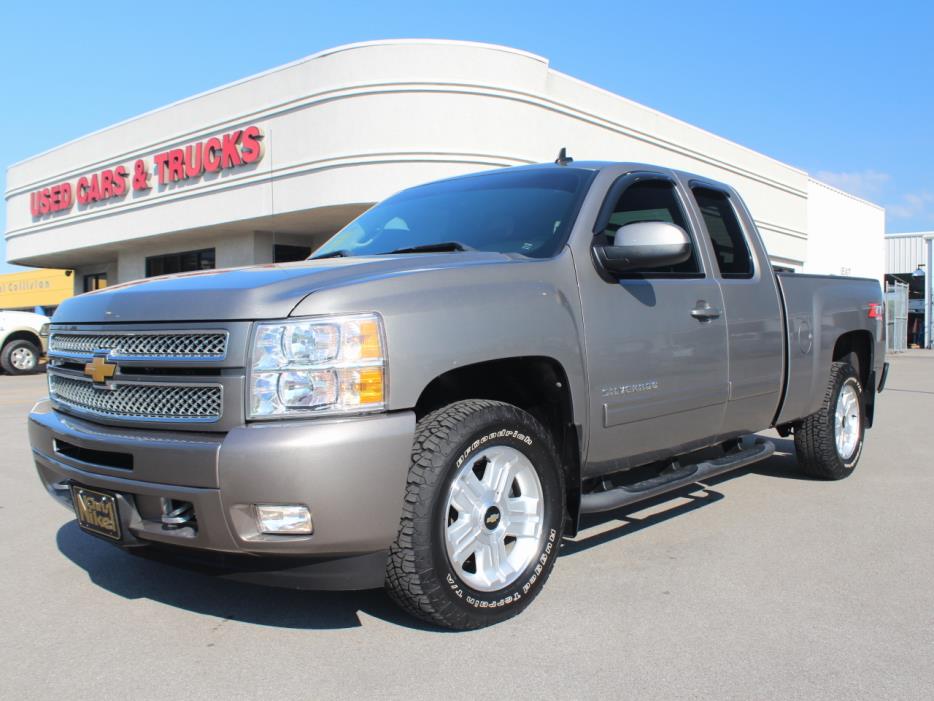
[309,249,351,260]
[386,241,474,254]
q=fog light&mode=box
[255,504,313,535]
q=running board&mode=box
[580,437,775,514]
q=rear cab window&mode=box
[691,186,754,278]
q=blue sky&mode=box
[2,0,932,273]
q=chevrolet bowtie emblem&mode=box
[84,356,117,384]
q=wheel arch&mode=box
[414,356,583,535]
[2,329,42,352]
[832,330,873,389]
[832,330,875,426]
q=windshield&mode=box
[312,168,594,259]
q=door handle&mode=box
[691,302,722,321]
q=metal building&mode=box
[886,232,933,348]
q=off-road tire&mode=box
[385,399,565,629]
[1,340,41,375]
[794,362,864,480]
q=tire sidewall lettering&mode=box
[439,423,560,611]
[444,528,558,609]
[456,429,534,469]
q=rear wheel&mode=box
[386,399,564,629]
[794,362,864,480]
[1,340,41,375]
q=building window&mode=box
[274,244,312,263]
[145,248,215,277]
[83,272,108,292]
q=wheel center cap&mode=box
[483,506,502,530]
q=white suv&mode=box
[0,310,49,375]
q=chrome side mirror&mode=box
[594,221,692,274]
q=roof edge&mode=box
[6,39,547,171]
[550,68,809,180]
[808,177,885,211]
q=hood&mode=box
[1,310,50,327]
[52,252,512,323]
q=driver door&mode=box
[576,172,730,475]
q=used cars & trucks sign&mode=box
[28,125,263,218]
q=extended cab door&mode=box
[680,179,785,437]
[575,171,730,476]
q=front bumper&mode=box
[29,401,415,589]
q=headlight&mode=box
[248,314,387,418]
[39,323,50,337]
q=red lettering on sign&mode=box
[32,189,48,215]
[132,159,150,191]
[29,181,73,218]
[113,166,127,196]
[153,152,169,185]
[204,137,222,172]
[60,182,73,208]
[74,167,129,205]
[221,130,243,169]
[27,126,262,216]
[185,143,203,178]
[241,125,262,164]
[88,173,102,201]
[76,177,90,205]
[167,149,185,182]
[100,170,114,199]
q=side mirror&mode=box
[594,221,692,274]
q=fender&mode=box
[290,250,590,447]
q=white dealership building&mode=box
[5,40,884,293]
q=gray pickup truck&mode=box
[30,159,888,629]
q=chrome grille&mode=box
[49,331,228,360]
[49,374,222,422]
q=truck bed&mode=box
[774,272,884,426]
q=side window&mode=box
[603,179,700,275]
[692,187,754,278]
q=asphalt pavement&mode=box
[1,355,932,699]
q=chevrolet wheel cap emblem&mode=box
[84,356,117,384]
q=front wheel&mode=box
[1,340,41,375]
[794,362,865,480]
[386,399,565,629]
